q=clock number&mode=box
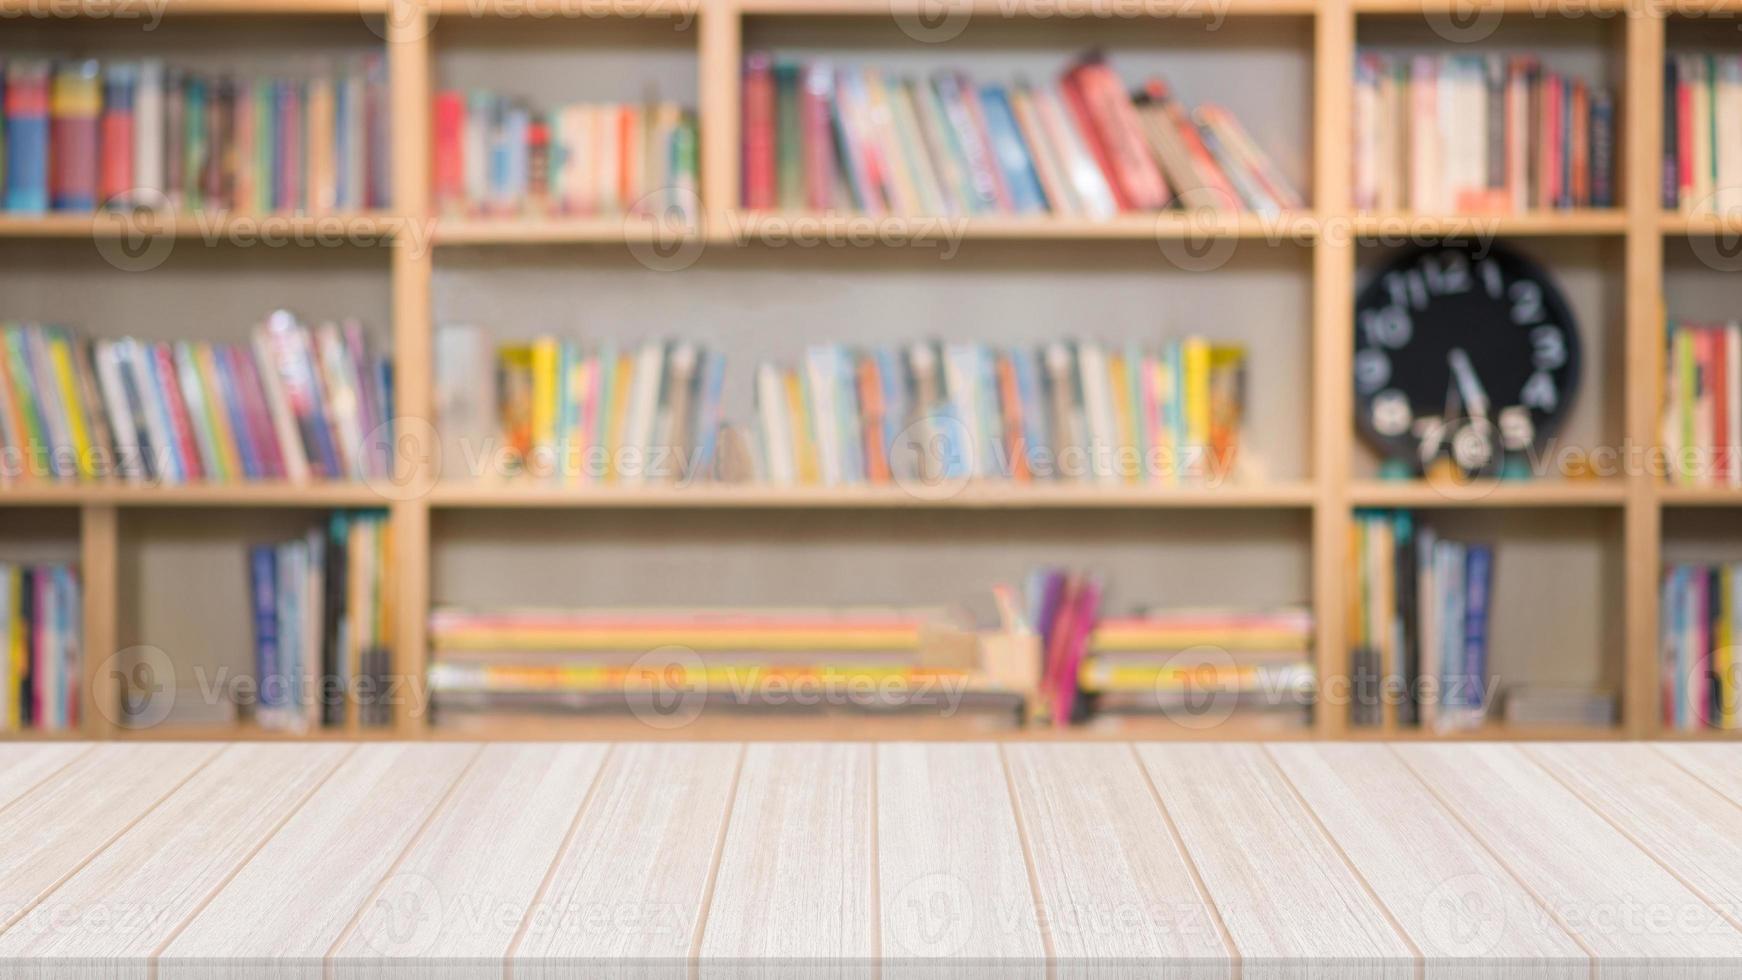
[1422,253,1472,296]
[1479,258,1504,300]
[1415,414,1446,463]
[1521,370,1559,412]
[1385,270,1429,312]
[1530,326,1567,370]
[1372,389,1413,437]
[1355,349,1392,395]
[1499,405,1535,451]
[1509,280,1545,326]
[1360,305,1413,349]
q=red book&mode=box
[228,345,287,479]
[800,63,835,211]
[1542,76,1561,208]
[1040,574,1081,719]
[1054,578,1102,728]
[742,53,777,209]
[433,91,465,213]
[279,81,304,213]
[1074,58,1167,210]
[99,67,136,208]
[1058,68,1129,211]
[152,343,206,482]
[1677,61,1694,204]
[1570,81,1589,207]
[49,61,100,212]
[857,355,890,484]
[996,353,1030,483]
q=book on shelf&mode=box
[1353,52,1614,214]
[248,510,394,732]
[1663,54,1742,213]
[1662,319,1742,488]
[432,90,698,221]
[1350,510,1495,732]
[1661,561,1741,731]
[740,50,1301,218]
[433,326,723,484]
[0,561,80,733]
[2,55,389,216]
[755,338,1250,488]
[0,314,391,486]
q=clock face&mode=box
[1354,243,1580,477]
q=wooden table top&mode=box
[0,741,1739,978]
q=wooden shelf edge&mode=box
[1351,210,1630,237]
[0,482,392,507]
[1657,485,1742,506]
[0,0,389,15]
[0,212,406,241]
[425,481,1320,509]
[1347,480,1629,508]
[736,0,1316,16]
[1352,0,1628,12]
[1347,723,1624,741]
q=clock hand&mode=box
[1447,347,1489,420]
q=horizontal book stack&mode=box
[0,313,392,486]
[434,327,725,484]
[741,51,1300,217]
[1660,562,1741,731]
[1077,607,1315,731]
[425,606,1025,721]
[248,510,393,732]
[1662,320,1742,488]
[1354,53,1615,213]
[1662,55,1742,212]
[755,339,1247,488]
[432,91,698,220]
[0,561,80,733]
[1,57,389,215]
[1350,510,1494,731]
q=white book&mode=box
[1076,341,1118,485]
[1040,85,1116,220]
[1411,57,1440,213]
[134,60,165,206]
[1716,58,1742,214]
[618,341,665,485]
[941,344,981,479]
[117,340,179,485]
[344,70,366,212]
[463,96,488,211]
[756,363,796,485]
[596,107,621,215]
[252,318,313,483]
[559,106,592,214]
[94,343,144,483]
[433,324,496,481]
[804,347,842,485]
[314,323,363,479]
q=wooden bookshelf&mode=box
[6,0,1736,743]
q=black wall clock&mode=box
[1354,242,1580,477]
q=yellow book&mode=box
[1091,629,1314,652]
[47,335,96,480]
[786,370,819,485]
[606,353,634,482]
[1151,358,1174,486]
[193,345,243,481]
[1107,352,1135,485]
[1182,336,1211,461]
[529,337,561,469]
[307,75,336,214]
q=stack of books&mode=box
[754,339,1247,488]
[433,327,726,484]
[1353,53,1615,213]
[1350,510,1494,731]
[1077,607,1315,729]
[1662,319,1741,488]
[432,92,698,220]
[425,605,1022,721]
[0,314,392,486]
[248,510,394,732]
[1,57,390,215]
[1662,55,1742,212]
[741,51,1301,217]
[1661,561,1741,731]
[0,561,80,733]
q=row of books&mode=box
[1661,562,1741,731]
[433,93,698,220]
[0,562,80,733]
[1350,510,1493,731]
[754,340,1248,488]
[1353,54,1615,214]
[248,511,394,732]
[1,57,389,215]
[0,314,392,485]
[1663,320,1742,488]
[434,328,725,484]
[742,52,1300,218]
[1662,55,1742,213]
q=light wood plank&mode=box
[0,744,90,813]
[1268,743,1586,978]
[696,743,872,976]
[329,743,609,973]
[1135,743,1414,978]
[1395,744,1742,976]
[0,744,220,934]
[1657,744,1742,806]
[1002,743,1231,976]
[877,743,1044,976]
[513,742,741,978]
[0,744,351,974]
[156,743,479,978]
[1528,744,1742,930]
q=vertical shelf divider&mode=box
[699,0,742,228]
[80,505,119,739]
[1313,0,1355,737]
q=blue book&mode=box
[1462,544,1493,716]
[693,350,727,478]
[4,62,51,213]
[837,347,864,484]
[505,107,530,205]
[334,73,351,210]
[210,346,259,480]
[976,85,1046,214]
[248,545,281,717]
[1012,347,1047,469]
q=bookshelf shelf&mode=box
[1351,0,1628,11]
[0,212,406,241]
[1345,722,1622,741]
[425,481,1320,509]
[0,0,389,15]
[1656,485,1742,507]
[1661,212,1742,236]
[737,0,1318,16]
[1347,480,1630,508]
[1350,211,1631,238]
[0,483,390,508]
